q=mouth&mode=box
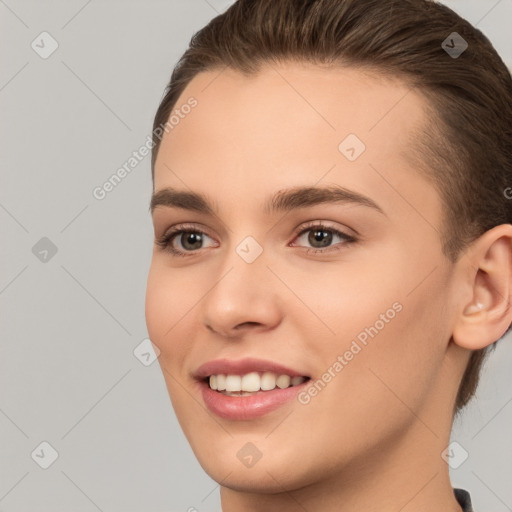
[193,358,312,420]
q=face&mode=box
[145,63,462,493]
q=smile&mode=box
[194,358,311,420]
[208,372,308,395]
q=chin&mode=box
[186,434,323,495]
[202,461,307,494]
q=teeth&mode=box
[291,375,305,386]
[261,371,276,390]
[241,372,261,392]
[225,375,241,392]
[217,374,226,391]
[276,374,291,388]
[207,372,307,393]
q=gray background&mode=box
[0,1,511,511]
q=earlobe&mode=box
[452,224,512,351]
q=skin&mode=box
[145,62,512,512]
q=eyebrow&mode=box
[149,185,385,216]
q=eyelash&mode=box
[154,222,357,258]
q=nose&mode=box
[201,250,283,339]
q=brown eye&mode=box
[155,224,216,257]
[178,231,204,251]
[307,228,334,248]
[292,223,356,254]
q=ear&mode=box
[452,224,512,350]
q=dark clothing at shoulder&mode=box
[454,488,474,512]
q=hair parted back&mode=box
[151,0,512,416]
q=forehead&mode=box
[154,62,440,228]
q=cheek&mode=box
[304,253,449,406]
[145,261,211,392]
[334,276,449,419]
[145,271,170,343]
[145,262,195,342]
[145,265,196,413]
[300,260,404,349]
[145,265,190,385]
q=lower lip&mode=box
[198,380,309,420]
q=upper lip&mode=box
[193,357,310,380]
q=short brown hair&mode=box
[151,0,512,416]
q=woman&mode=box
[145,1,512,510]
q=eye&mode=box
[155,221,357,258]
[291,222,356,254]
[155,224,217,257]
